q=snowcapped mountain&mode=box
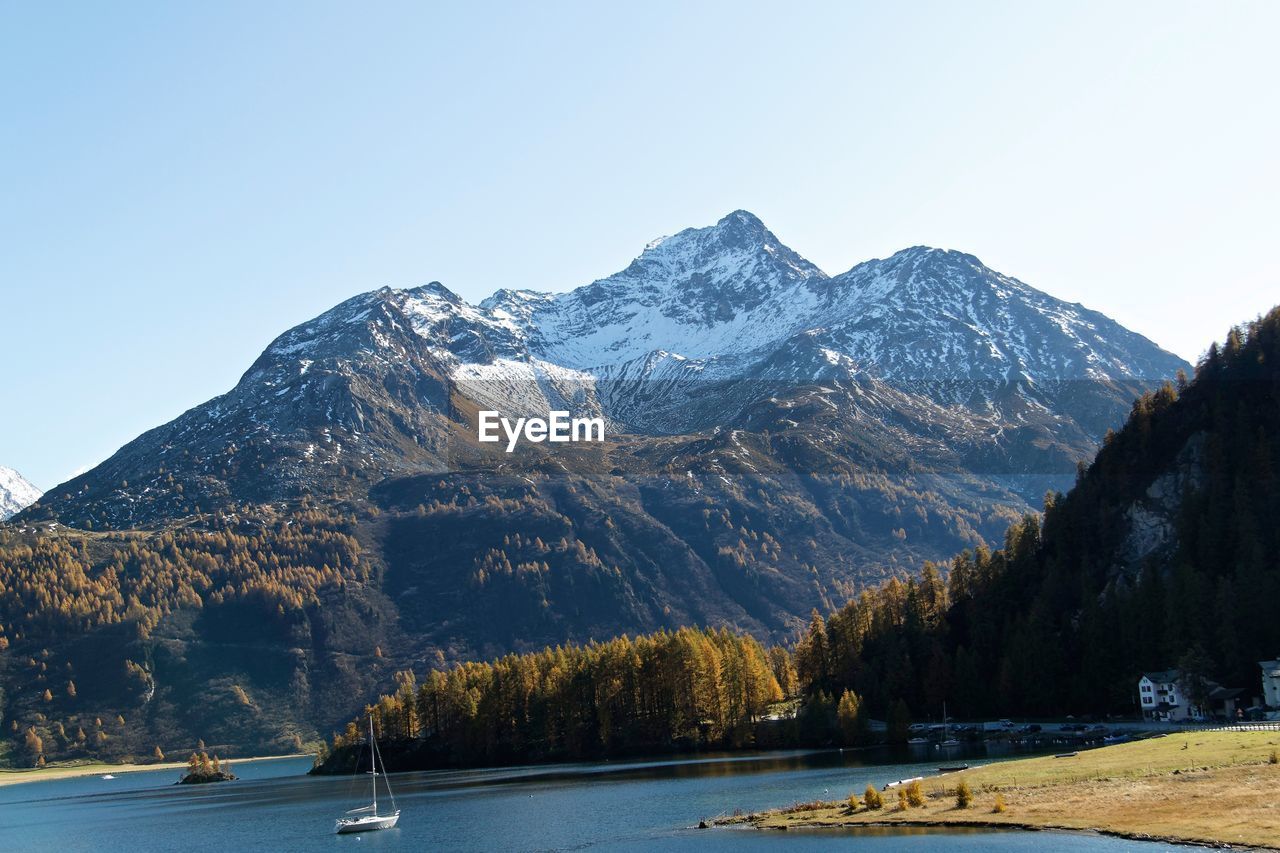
[262,209,1184,414]
[19,210,1188,529]
[0,466,41,520]
[446,211,1184,441]
[479,212,1183,379]
[432,211,1184,436]
[817,246,1184,381]
[513,210,828,366]
[4,212,1199,752]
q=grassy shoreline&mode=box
[0,753,310,788]
[715,731,1280,850]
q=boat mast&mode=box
[369,716,377,816]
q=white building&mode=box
[1138,670,1198,721]
[1260,658,1280,709]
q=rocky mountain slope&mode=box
[22,211,1186,529]
[1,212,1192,759]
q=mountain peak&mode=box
[718,208,765,226]
[531,212,830,365]
[0,465,42,520]
[632,211,823,279]
[712,208,768,238]
[480,288,554,310]
[824,248,1188,382]
[404,280,460,302]
[884,245,985,268]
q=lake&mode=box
[0,745,1183,852]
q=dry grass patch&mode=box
[732,732,1280,849]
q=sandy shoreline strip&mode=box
[0,753,311,788]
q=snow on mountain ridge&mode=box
[527,210,829,366]
[18,213,1193,530]
[0,466,42,520]
[818,245,1186,382]
[241,211,1186,437]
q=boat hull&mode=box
[335,812,400,834]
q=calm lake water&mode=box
[0,746,1182,852]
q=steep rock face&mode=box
[0,466,41,520]
[1118,431,1207,571]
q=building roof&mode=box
[1208,686,1246,701]
[1142,670,1181,684]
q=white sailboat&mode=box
[334,716,400,834]
[938,701,960,748]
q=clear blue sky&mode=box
[3,1,1277,491]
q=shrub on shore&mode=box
[992,792,1007,813]
[864,784,883,810]
[955,780,972,809]
[896,789,908,811]
[905,779,925,808]
[1269,749,1277,765]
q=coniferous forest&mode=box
[318,307,1280,771]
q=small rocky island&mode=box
[177,751,237,784]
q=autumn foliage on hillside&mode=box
[0,504,364,766]
[0,504,363,642]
